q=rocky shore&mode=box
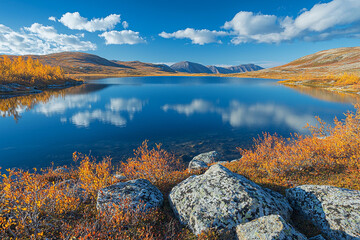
[0,81,83,99]
[94,151,360,240]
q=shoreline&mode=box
[1,72,359,100]
[0,80,84,99]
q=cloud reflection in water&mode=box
[162,99,316,132]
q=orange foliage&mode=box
[225,104,360,192]
[0,149,194,239]
[0,56,77,86]
[121,140,184,187]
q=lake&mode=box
[0,76,358,170]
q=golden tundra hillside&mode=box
[233,47,360,79]
[0,52,177,77]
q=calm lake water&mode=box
[0,76,358,170]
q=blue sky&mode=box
[0,0,359,67]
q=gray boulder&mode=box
[286,185,360,240]
[169,164,292,235]
[188,151,221,170]
[236,214,308,240]
[97,179,163,213]
[188,159,208,170]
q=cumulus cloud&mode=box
[122,21,129,29]
[159,28,228,45]
[159,0,360,45]
[99,30,145,45]
[0,23,96,55]
[223,0,360,44]
[59,12,121,32]
[48,16,56,22]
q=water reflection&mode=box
[163,99,316,132]
[285,85,360,103]
[35,95,99,116]
[71,110,127,127]
[107,98,147,120]
[0,76,357,170]
[70,98,147,127]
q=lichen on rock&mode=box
[286,185,360,240]
[169,164,292,235]
[97,179,163,213]
[236,214,308,240]
[188,151,221,170]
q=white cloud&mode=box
[48,16,56,22]
[99,30,145,45]
[122,21,129,29]
[223,11,280,36]
[0,23,96,55]
[59,12,121,32]
[159,0,360,45]
[159,28,228,45]
[223,0,360,44]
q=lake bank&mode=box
[0,80,84,99]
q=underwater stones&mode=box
[169,164,292,235]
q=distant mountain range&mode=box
[170,61,263,74]
[0,52,264,76]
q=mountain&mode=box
[206,66,233,74]
[226,64,264,73]
[0,52,176,76]
[234,47,360,79]
[207,64,263,74]
[170,61,263,74]
[170,61,213,74]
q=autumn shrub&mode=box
[0,148,196,239]
[73,152,115,199]
[225,104,360,192]
[121,140,185,189]
[0,56,79,86]
[332,72,360,86]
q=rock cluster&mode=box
[169,164,292,235]
[94,150,360,240]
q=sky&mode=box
[0,0,359,68]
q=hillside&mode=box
[233,47,360,79]
[0,52,177,77]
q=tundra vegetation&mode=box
[1,103,360,239]
[0,56,80,88]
